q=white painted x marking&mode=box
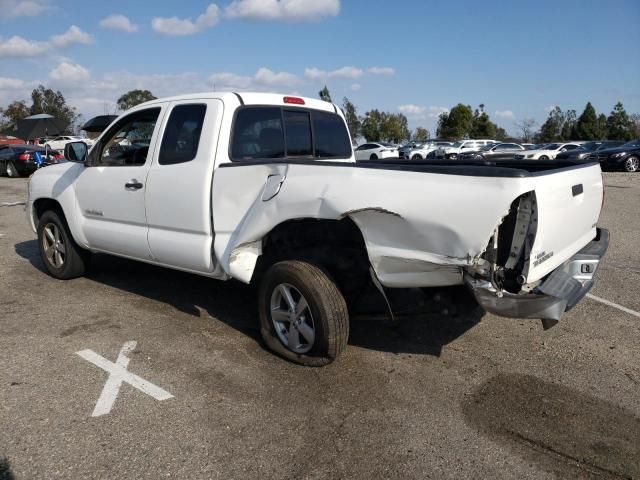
[76,341,173,417]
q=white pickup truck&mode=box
[26,92,609,366]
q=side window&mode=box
[98,108,161,167]
[231,107,284,160]
[283,110,312,157]
[313,111,352,158]
[565,144,579,151]
[159,104,207,165]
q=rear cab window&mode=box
[230,106,352,161]
[159,104,207,165]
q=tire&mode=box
[411,154,422,161]
[37,210,90,279]
[539,155,549,161]
[6,161,19,178]
[258,260,349,367]
[369,154,378,160]
[623,156,639,173]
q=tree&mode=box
[537,106,565,143]
[575,102,599,140]
[631,113,640,138]
[0,100,30,129]
[341,97,361,144]
[561,109,577,140]
[436,103,473,140]
[30,85,77,126]
[596,113,608,140]
[514,118,537,142]
[318,85,332,103]
[117,89,156,111]
[606,102,634,141]
[361,109,384,142]
[470,105,497,139]
[381,113,410,143]
[412,127,429,141]
[495,126,508,141]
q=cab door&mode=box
[145,99,223,273]
[74,106,165,260]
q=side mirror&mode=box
[65,141,88,163]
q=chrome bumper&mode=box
[467,228,609,321]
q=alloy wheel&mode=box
[42,223,66,268]
[270,283,315,354]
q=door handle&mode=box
[125,179,143,190]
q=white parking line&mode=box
[586,293,640,318]
[0,201,25,207]
[77,341,174,417]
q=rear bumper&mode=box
[466,228,609,321]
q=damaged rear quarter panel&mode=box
[212,163,534,286]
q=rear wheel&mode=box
[6,161,19,178]
[259,260,349,366]
[369,154,378,160]
[411,154,422,160]
[624,156,639,172]
[37,210,90,279]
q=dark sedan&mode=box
[0,145,63,177]
[555,141,624,161]
[458,142,525,161]
[587,139,640,172]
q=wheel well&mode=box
[33,198,64,223]
[254,218,372,301]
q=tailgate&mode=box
[526,163,603,282]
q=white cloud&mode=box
[495,110,514,119]
[350,83,361,92]
[399,104,448,119]
[0,35,49,57]
[0,76,26,89]
[100,14,138,33]
[50,25,93,48]
[0,0,50,18]
[152,4,220,36]
[304,66,363,80]
[49,61,91,85]
[368,66,395,76]
[210,67,300,90]
[225,0,340,22]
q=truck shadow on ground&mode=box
[463,373,640,479]
[15,241,483,357]
[0,457,15,480]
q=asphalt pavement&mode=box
[0,173,639,479]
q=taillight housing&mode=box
[17,153,30,161]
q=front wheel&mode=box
[369,154,378,160]
[6,161,19,177]
[624,156,639,172]
[539,155,549,161]
[259,260,349,366]
[411,154,422,160]
[37,210,90,279]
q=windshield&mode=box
[380,142,395,147]
[543,143,560,150]
[451,141,463,147]
[621,139,640,148]
[479,144,494,151]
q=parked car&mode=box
[27,91,608,366]
[354,142,398,160]
[458,142,525,161]
[436,139,497,159]
[398,141,424,159]
[408,141,454,160]
[0,144,63,177]
[45,135,94,152]
[587,139,640,172]
[514,143,583,160]
[555,141,625,161]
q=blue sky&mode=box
[1,0,639,135]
